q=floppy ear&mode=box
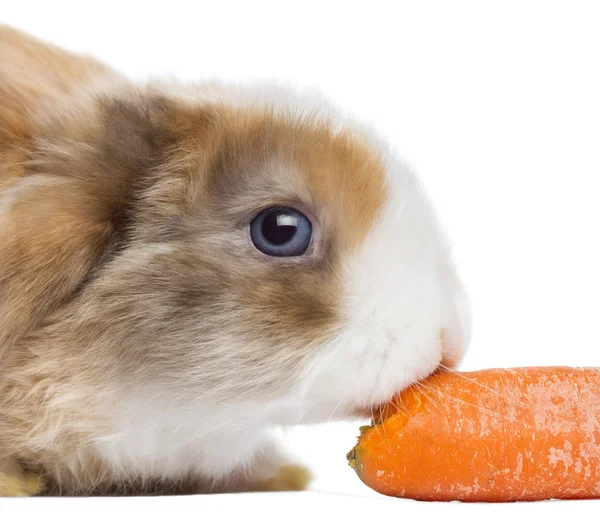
[0,26,121,358]
[0,27,217,359]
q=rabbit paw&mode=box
[253,464,312,492]
[0,460,45,497]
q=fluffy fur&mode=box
[0,26,471,495]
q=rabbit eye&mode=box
[250,207,313,257]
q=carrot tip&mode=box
[346,447,357,470]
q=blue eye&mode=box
[250,207,313,257]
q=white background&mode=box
[2,1,600,522]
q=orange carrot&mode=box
[348,367,600,502]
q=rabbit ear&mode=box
[0,27,218,359]
[0,30,217,360]
[0,175,118,359]
[0,27,120,358]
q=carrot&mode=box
[347,367,600,502]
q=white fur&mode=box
[93,391,273,480]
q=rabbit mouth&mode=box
[347,399,395,423]
[348,364,448,424]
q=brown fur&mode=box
[0,27,387,494]
[0,25,122,358]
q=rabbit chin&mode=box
[293,324,447,425]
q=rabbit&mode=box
[0,25,471,496]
